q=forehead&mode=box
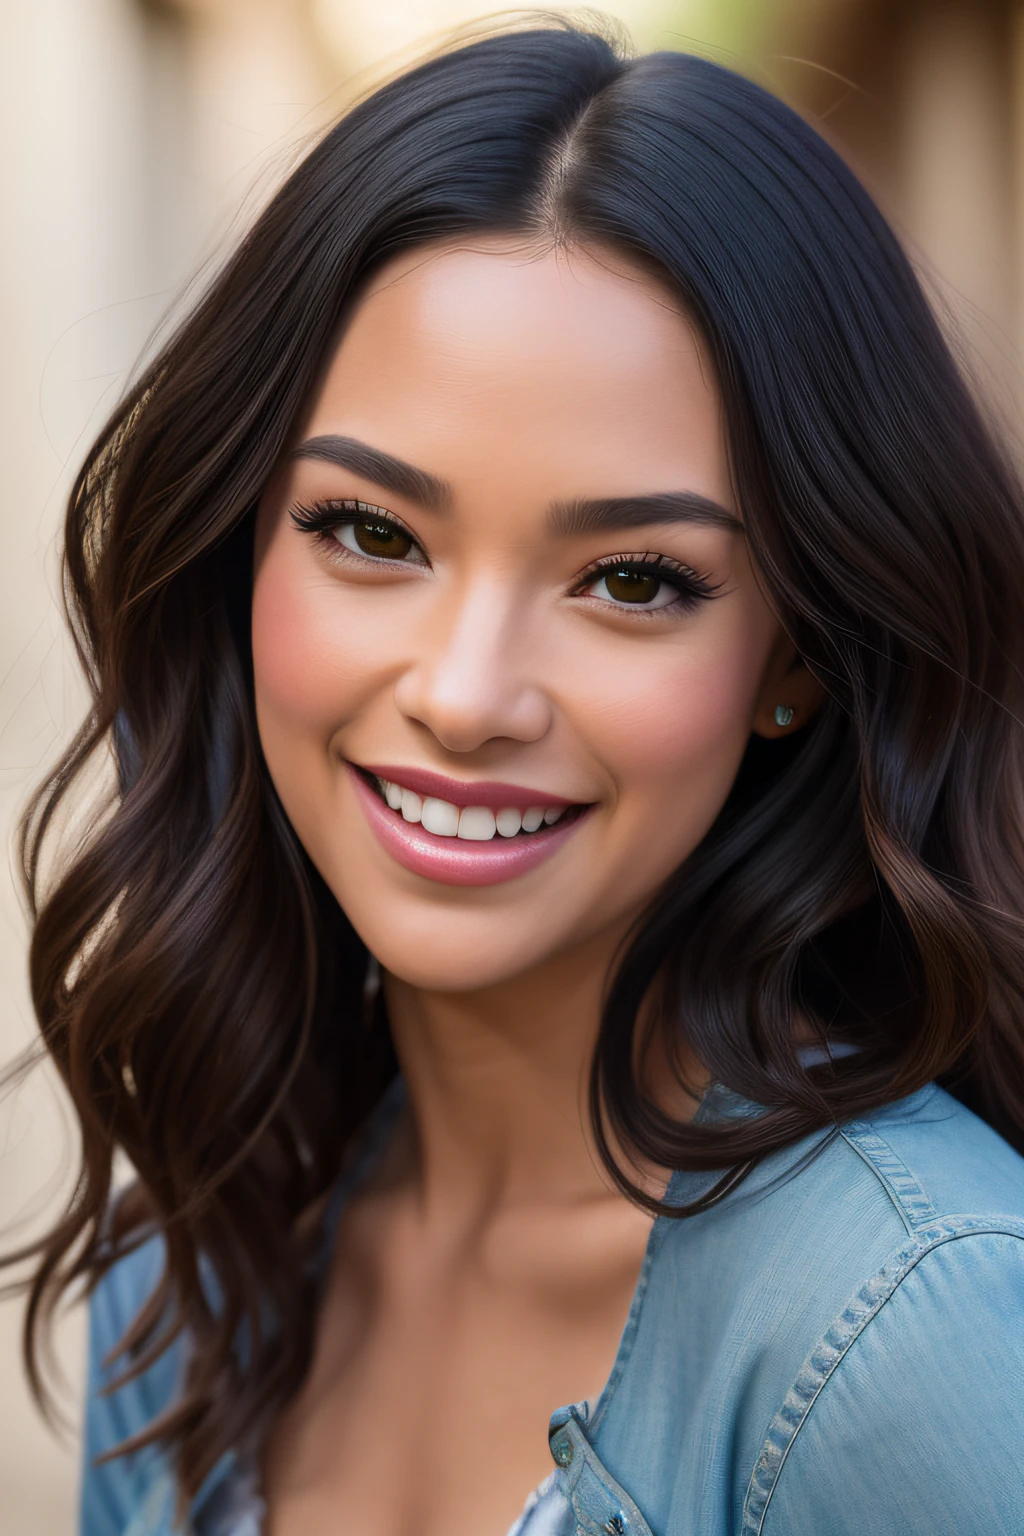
[301,236,727,505]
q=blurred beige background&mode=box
[2,1,1024,1531]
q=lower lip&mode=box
[347,766,592,887]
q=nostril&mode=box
[393,655,553,752]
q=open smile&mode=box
[347,763,594,886]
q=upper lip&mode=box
[354,762,584,812]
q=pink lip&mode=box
[357,762,581,813]
[347,765,592,887]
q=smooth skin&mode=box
[252,236,823,1536]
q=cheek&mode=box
[251,539,387,740]
[577,615,772,818]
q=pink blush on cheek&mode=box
[593,671,759,887]
[588,645,761,788]
[251,568,333,725]
[251,547,393,732]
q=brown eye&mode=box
[602,567,662,604]
[329,514,425,564]
[348,520,414,560]
[580,559,688,612]
[290,501,427,566]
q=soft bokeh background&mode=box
[2,1,1024,1530]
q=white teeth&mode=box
[421,796,459,837]
[454,803,567,840]
[457,806,497,841]
[495,807,522,838]
[384,780,403,811]
[376,776,572,841]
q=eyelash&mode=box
[573,551,719,615]
[288,499,720,617]
[290,499,403,538]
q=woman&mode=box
[14,19,1024,1536]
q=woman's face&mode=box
[253,237,808,991]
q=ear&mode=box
[751,634,827,739]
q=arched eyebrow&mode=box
[291,434,741,534]
[292,435,452,513]
[547,492,742,537]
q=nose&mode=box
[393,576,552,753]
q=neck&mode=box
[382,927,707,1222]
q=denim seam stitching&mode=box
[585,1075,730,1436]
[740,1217,1024,1536]
[837,1122,939,1234]
[585,1208,671,1437]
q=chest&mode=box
[260,1198,654,1536]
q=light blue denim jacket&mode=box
[81,1080,1024,1535]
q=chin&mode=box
[337,897,574,995]
[371,936,557,995]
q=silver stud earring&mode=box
[774,704,794,728]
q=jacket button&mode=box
[552,1436,574,1466]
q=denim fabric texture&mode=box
[80,1078,1024,1535]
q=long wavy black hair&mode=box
[12,16,1024,1501]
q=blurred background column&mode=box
[773,0,1024,419]
[171,0,335,242]
[899,0,1014,392]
